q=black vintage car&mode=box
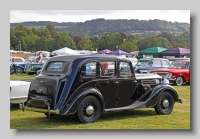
[20,55,182,123]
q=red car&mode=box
[150,60,190,86]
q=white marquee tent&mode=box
[52,47,80,55]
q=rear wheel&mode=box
[154,91,174,115]
[15,67,23,74]
[36,69,41,75]
[76,96,101,123]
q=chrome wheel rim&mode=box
[161,98,169,110]
[83,103,95,119]
[176,77,183,85]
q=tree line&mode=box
[10,24,190,53]
[10,19,190,37]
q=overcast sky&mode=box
[10,10,190,23]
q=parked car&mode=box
[20,55,182,123]
[133,58,171,73]
[150,59,190,86]
[10,80,31,106]
[24,57,50,75]
[10,64,15,74]
[10,56,29,74]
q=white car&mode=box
[10,80,31,105]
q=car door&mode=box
[95,60,119,109]
[117,61,137,108]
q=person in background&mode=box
[36,52,43,63]
[50,52,54,57]
[101,62,109,75]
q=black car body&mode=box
[20,55,182,123]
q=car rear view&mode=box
[22,59,72,115]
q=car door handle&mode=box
[114,81,119,84]
[132,80,137,83]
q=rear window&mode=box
[47,62,64,71]
[44,61,72,75]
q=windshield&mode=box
[170,61,189,69]
[136,60,153,66]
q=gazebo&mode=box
[158,47,190,58]
[138,46,167,58]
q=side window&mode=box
[13,58,23,62]
[162,60,170,67]
[153,60,161,67]
[81,62,97,78]
[100,61,115,77]
[119,61,132,77]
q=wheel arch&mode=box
[177,75,186,82]
[146,85,180,107]
[60,87,104,115]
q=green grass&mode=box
[10,74,190,129]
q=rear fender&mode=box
[59,87,104,115]
[145,85,180,107]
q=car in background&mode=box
[10,64,15,74]
[24,57,50,75]
[10,56,30,74]
[150,59,190,86]
[10,80,31,106]
[133,58,171,73]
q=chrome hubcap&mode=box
[85,105,94,115]
[162,99,169,108]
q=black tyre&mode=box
[175,76,184,86]
[154,91,174,115]
[15,67,23,74]
[36,69,41,75]
[76,96,101,123]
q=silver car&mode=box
[134,58,171,73]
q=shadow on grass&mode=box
[11,108,158,129]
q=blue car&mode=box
[10,64,15,74]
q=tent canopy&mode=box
[97,49,113,54]
[52,47,80,55]
[158,47,190,58]
[138,46,167,58]
[108,49,130,55]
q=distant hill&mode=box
[10,18,190,37]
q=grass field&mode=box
[10,74,190,129]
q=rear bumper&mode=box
[19,103,59,115]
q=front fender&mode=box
[145,85,181,107]
[59,87,104,115]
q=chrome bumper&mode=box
[19,103,59,115]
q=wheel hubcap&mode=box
[162,99,169,109]
[86,105,94,115]
[177,77,183,85]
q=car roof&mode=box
[173,59,190,62]
[139,58,169,61]
[47,54,130,62]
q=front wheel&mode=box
[154,91,174,115]
[76,96,101,123]
[175,76,184,86]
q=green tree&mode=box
[137,36,172,50]
[57,32,76,49]
[78,36,94,50]
[119,40,139,52]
